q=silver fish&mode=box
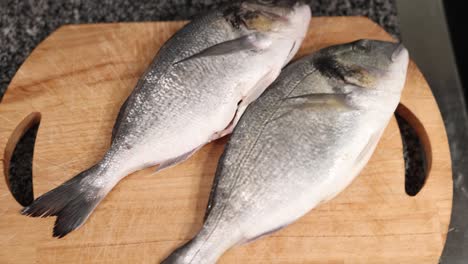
[22,0,311,237]
[162,40,409,263]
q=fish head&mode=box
[315,39,409,93]
[226,1,311,35]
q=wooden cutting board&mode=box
[0,17,452,264]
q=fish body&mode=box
[22,0,311,237]
[163,40,409,263]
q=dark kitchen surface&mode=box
[444,1,468,101]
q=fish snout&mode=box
[391,43,408,62]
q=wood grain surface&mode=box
[0,17,452,263]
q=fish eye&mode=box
[354,40,371,52]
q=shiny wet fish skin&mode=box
[21,0,311,238]
[162,40,409,263]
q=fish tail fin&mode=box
[21,165,109,238]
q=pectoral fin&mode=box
[282,93,352,109]
[174,34,271,65]
[111,96,130,143]
[277,93,356,117]
[265,93,354,125]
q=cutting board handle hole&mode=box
[3,112,41,206]
[395,103,432,196]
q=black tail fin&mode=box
[21,165,106,238]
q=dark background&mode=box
[444,1,468,97]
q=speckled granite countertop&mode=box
[0,0,399,204]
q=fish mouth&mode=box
[391,43,407,62]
